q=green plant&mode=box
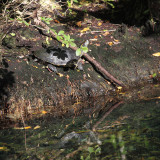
[41,17,53,25]
[80,145,101,160]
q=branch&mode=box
[92,101,124,131]
[32,14,124,87]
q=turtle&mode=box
[33,40,89,73]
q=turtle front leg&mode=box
[47,64,58,73]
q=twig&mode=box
[92,101,124,131]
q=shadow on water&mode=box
[0,59,15,109]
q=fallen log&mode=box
[32,11,124,87]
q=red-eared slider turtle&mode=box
[33,40,89,73]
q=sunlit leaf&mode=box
[46,37,50,45]
[58,73,64,77]
[81,46,88,53]
[0,146,8,151]
[58,30,65,35]
[10,33,15,36]
[24,126,31,129]
[32,65,38,68]
[70,42,76,47]
[108,42,113,46]
[34,125,41,129]
[117,86,122,90]
[76,48,81,56]
[66,43,69,48]
[152,73,157,78]
[98,22,102,26]
[88,147,94,153]
[23,20,29,26]
[80,27,90,33]
[56,35,63,41]
[152,52,160,57]
[114,39,119,42]
[70,38,75,42]
[42,110,47,114]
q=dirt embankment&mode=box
[0,13,160,115]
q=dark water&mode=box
[0,97,160,160]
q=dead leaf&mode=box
[98,22,102,26]
[76,21,82,27]
[54,19,60,23]
[103,31,109,36]
[66,75,69,79]
[80,27,90,33]
[114,39,119,42]
[108,42,113,46]
[24,126,32,129]
[95,43,100,46]
[152,52,160,57]
[41,110,47,114]
[32,65,38,68]
[58,73,64,77]
[34,125,41,129]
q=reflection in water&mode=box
[0,96,160,159]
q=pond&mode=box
[0,87,160,160]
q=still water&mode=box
[0,94,160,160]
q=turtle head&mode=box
[76,59,83,71]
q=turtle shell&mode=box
[34,46,80,67]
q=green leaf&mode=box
[10,33,15,36]
[63,34,68,40]
[95,147,101,154]
[152,73,157,78]
[76,48,81,56]
[66,43,69,48]
[58,30,65,35]
[73,0,78,3]
[86,155,91,160]
[63,40,68,44]
[46,17,53,21]
[23,20,29,26]
[45,21,50,24]
[70,38,75,42]
[81,47,88,53]
[67,34,70,40]
[56,35,63,41]
[70,42,76,47]
[50,28,57,35]
[46,37,50,45]
[9,18,14,21]
[80,156,84,160]
[88,147,94,153]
